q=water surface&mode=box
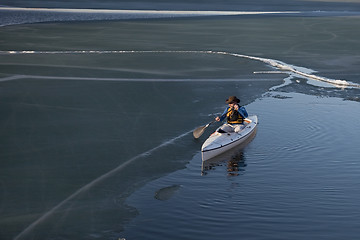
[1,8,360,240]
[123,92,360,240]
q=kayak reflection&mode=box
[227,152,246,176]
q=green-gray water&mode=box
[1,5,360,240]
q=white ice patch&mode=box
[0,50,359,89]
[0,7,299,16]
[0,7,300,26]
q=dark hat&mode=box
[226,96,240,104]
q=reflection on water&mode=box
[202,150,246,176]
[227,152,246,176]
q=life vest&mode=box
[226,106,244,124]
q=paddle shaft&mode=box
[193,116,252,139]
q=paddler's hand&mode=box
[234,104,239,110]
[215,116,220,122]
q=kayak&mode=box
[201,115,258,162]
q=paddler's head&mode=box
[225,96,240,108]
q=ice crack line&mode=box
[14,129,193,240]
[0,50,359,88]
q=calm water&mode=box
[1,4,360,240]
[123,92,360,240]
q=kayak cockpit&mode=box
[201,115,258,162]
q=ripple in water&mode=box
[123,92,360,240]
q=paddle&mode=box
[193,117,253,139]
[193,120,215,139]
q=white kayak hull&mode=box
[201,115,258,162]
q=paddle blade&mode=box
[193,121,214,139]
[193,126,206,139]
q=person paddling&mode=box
[215,96,248,133]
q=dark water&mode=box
[123,92,360,240]
[1,4,360,240]
[2,0,360,11]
